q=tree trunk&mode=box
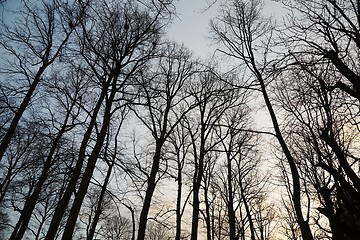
[61,78,118,239]
[204,179,212,240]
[190,179,201,240]
[136,142,163,240]
[87,160,114,240]
[9,94,76,240]
[227,152,236,240]
[190,125,205,240]
[0,65,47,163]
[255,68,314,240]
[45,85,108,240]
[175,165,182,240]
[239,180,256,240]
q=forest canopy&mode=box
[0,0,360,239]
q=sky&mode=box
[167,0,286,59]
[167,0,219,58]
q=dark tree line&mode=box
[0,0,360,239]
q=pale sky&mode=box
[167,0,219,58]
[167,0,286,59]
[167,0,287,132]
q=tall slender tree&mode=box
[211,0,314,239]
[130,42,198,240]
[186,66,241,240]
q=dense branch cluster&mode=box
[0,0,359,240]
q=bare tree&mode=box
[215,102,254,240]
[82,192,132,240]
[166,120,192,240]
[206,105,275,240]
[129,42,198,240]
[183,65,242,240]
[58,0,171,238]
[4,59,89,240]
[274,44,360,239]
[270,1,360,238]
[0,204,9,238]
[145,220,174,240]
[0,0,86,164]
[211,1,314,239]
[279,198,302,240]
